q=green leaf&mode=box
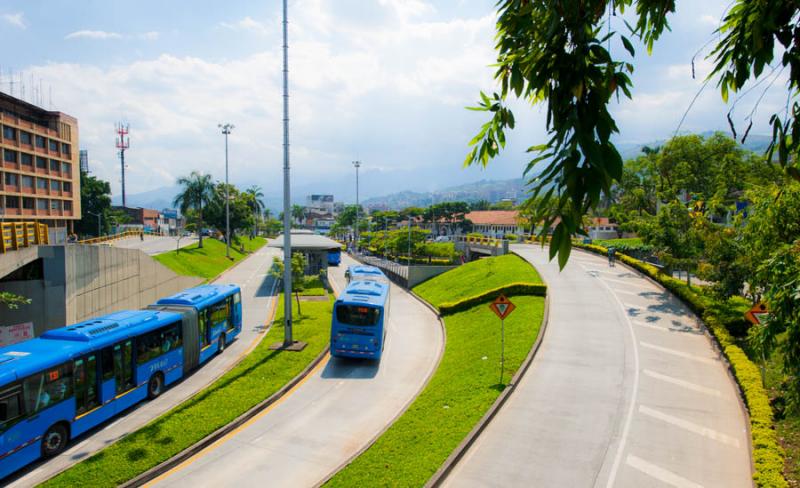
[621,36,636,57]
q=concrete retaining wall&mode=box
[407,265,458,288]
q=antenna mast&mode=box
[115,123,130,207]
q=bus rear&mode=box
[331,281,389,360]
[328,249,342,266]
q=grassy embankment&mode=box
[43,295,331,488]
[154,236,266,280]
[299,276,327,296]
[327,253,546,487]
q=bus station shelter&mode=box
[268,230,342,275]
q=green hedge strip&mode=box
[575,243,787,488]
[438,282,547,316]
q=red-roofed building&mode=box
[587,217,620,239]
[465,210,524,237]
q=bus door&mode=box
[72,353,112,435]
[228,295,240,334]
[112,340,137,410]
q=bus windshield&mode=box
[336,305,380,327]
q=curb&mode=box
[314,262,448,487]
[424,250,551,487]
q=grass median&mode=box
[154,236,266,280]
[326,255,545,487]
[43,294,331,488]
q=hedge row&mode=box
[438,282,547,316]
[574,242,787,488]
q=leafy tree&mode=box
[244,186,265,237]
[1,291,30,309]
[75,173,112,237]
[488,201,515,210]
[204,183,255,247]
[173,172,214,248]
[270,253,307,313]
[466,0,800,267]
[638,200,704,285]
[469,200,491,211]
[291,204,305,225]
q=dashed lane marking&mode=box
[643,369,722,397]
[639,405,740,448]
[626,454,704,488]
[639,342,718,365]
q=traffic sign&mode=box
[745,302,769,326]
[489,295,516,320]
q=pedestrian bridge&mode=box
[454,236,510,259]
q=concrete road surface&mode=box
[149,254,444,488]
[6,245,280,487]
[444,245,751,488]
[110,234,199,255]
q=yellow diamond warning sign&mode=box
[489,294,516,320]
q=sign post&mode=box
[489,294,516,384]
[745,302,770,384]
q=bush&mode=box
[438,282,547,315]
[575,242,787,487]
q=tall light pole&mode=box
[353,160,361,251]
[218,123,234,259]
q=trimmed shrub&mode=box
[574,242,787,488]
[438,282,547,315]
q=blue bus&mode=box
[328,248,342,266]
[330,280,390,360]
[344,265,388,285]
[0,284,241,480]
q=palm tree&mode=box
[291,204,305,227]
[173,171,214,248]
[245,185,265,237]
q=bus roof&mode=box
[348,265,386,278]
[0,337,86,386]
[154,284,239,309]
[339,280,390,306]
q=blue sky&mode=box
[0,1,790,203]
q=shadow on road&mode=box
[321,357,380,379]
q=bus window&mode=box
[210,300,229,329]
[336,305,380,327]
[74,355,99,415]
[199,311,210,347]
[0,385,22,430]
[101,347,114,381]
[22,364,72,414]
[114,340,134,395]
[136,322,183,364]
[163,322,182,353]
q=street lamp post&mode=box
[218,123,234,259]
[88,211,102,237]
[352,160,360,252]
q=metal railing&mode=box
[0,222,49,253]
[78,229,166,245]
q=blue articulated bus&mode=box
[344,265,389,285]
[327,248,342,266]
[0,284,241,480]
[331,280,390,360]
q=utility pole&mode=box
[219,123,234,259]
[115,123,130,207]
[353,160,361,251]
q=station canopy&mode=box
[268,230,342,251]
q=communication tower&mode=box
[116,123,130,207]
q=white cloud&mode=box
[138,31,159,41]
[219,17,269,35]
[65,30,123,40]
[2,12,26,29]
[699,14,719,27]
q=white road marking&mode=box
[640,342,718,365]
[643,369,722,397]
[612,288,643,297]
[634,321,701,336]
[603,276,659,290]
[639,405,740,448]
[626,454,704,488]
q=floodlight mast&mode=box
[281,0,293,346]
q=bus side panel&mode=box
[113,384,147,414]
[71,399,116,438]
[137,348,184,388]
[0,437,40,480]
[181,310,200,373]
[0,401,73,478]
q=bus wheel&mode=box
[42,423,69,458]
[218,334,226,354]
[147,373,164,399]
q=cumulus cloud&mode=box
[65,30,123,40]
[2,12,26,29]
[138,31,159,41]
[219,17,269,35]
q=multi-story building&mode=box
[0,92,80,236]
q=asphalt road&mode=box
[6,244,281,487]
[110,235,199,255]
[148,253,444,488]
[444,244,751,488]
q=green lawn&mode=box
[43,295,331,488]
[299,276,327,296]
[327,255,546,487]
[154,236,266,280]
[327,295,545,487]
[414,253,542,308]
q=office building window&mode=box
[36,199,48,210]
[49,159,59,171]
[48,139,58,152]
[22,197,34,209]
[61,143,71,156]
[35,135,46,148]
[50,180,60,191]
[4,149,17,163]
[20,153,33,166]
[61,162,71,174]
[50,199,61,211]
[5,173,18,186]
[21,175,33,188]
[63,200,72,211]
[62,181,72,192]
[36,178,47,189]
[36,156,47,169]
[3,125,16,141]
[20,131,32,145]
[6,196,19,208]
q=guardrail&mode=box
[0,222,49,253]
[79,229,166,245]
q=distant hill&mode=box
[361,178,527,209]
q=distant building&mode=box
[307,194,334,213]
[466,210,524,237]
[587,217,620,240]
[79,149,89,174]
[0,92,81,238]
[113,206,160,232]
